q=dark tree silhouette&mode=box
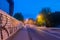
[7,0,14,16]
[40,8,60,27]
[14,13,24,22]
[50,12,60,27]
[40,8,52,27]
[41,8,51,14]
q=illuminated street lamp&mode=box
[36,14,46,26]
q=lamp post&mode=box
[7,0,14,16]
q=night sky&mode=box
[0,0,60,19]
[14,0,60,19]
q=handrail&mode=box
[0,13,9,40]
[0,10,23,40]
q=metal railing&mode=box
[0,10,23,40]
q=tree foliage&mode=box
[40,8,60,27]
[39,8,51,27]
[13,13,24,22]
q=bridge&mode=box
[0,10,60,40]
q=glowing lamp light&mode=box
[37,14,46,25]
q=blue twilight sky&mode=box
[0,0,60,19]
[14,0,60,19]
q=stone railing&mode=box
[0,10,23,40]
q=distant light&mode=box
[36,14,46,25]
[25,18,28,21]
[24,18,29,24]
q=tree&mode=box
[36,14,46,26]
[41,8,51,26]
[41,7,51,14]
[37,7,60,27]
[36,7,52,27]
[41,8,60,27]
[13,13,24,22]
[51,12,60,27]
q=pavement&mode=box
[7,26,60,40]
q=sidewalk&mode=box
[6,28,30,40]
